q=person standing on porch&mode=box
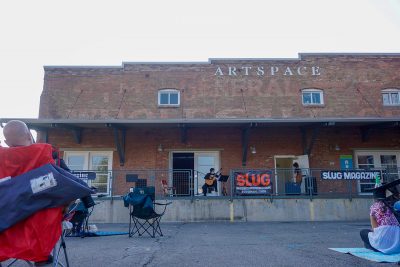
[293,162,305,194]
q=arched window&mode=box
[158,89,180,106]
[301,88,324,106]
[382,88,400,106]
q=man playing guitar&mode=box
[202,168,221,196]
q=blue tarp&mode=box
[330,247,400,263]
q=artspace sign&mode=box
[321,170,380,180]
[235,170,273,195]
[214,65,321,77]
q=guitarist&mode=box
[202,168,219,196]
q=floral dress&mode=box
[368,201,400,254]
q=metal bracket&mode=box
[301,125,320,155]
[112,127,126,166]
[360,126,371,142]
[241,123,253,166]
[179,124,188,144]
[72,128,82,144]
[27,125,49,143]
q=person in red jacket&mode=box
[2,120,57,266]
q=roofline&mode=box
[1,117,400,125]
[43,53,400,69]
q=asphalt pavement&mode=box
[3,221,396,267]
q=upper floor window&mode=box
[301,88,324,106]
[158,89,180,107]
[382,89,400,106]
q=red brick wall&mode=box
[40,55,400,120]
[39,124,400,195]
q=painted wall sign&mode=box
[72,171,97,180]
[321,170,380,180]
[214,66,321,77]
[235,170,272,195]
[340,155,353,170]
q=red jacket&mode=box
[0,144,63,262]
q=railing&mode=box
[72,167,399,200]
[71,170,113,195]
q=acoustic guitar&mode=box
[205,168,222,186]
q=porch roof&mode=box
[1,117,399,129]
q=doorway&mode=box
[171,151,220,196]
[172,153,194,196]
[274,155,309,195]
[194,152,220,195]
[275,157,294,195]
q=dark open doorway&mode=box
[172,153,194,196]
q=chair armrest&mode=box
[154,202,172,206]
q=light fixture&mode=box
[250,145,257,154]
[329,144,341,151]
[157,144,163,152]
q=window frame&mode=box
[381,88,400,106]
[355,150,400,195]
[301,88,324,106]
[63,151,113,195]
[158,89,180,107]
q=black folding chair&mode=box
[123,187,171,238]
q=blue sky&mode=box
[1,0,400,144]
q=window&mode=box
[301,89,324,105]
[355,151,400,194]
[382,89,400,106]
[64,151,113,195]
[158,89,180,106]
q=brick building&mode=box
[5,53,400,199]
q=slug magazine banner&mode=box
[235,170,273,195]
[321,170,380,180]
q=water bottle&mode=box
[374,173,381,188]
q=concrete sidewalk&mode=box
[3,221,393,267]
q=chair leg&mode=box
[154,217,163,237]
[4,259,33,267]
[53,230,70,267]
[5,259,18,267]
[129,207,133,238]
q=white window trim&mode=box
[63,151,113,195]
[381,88,400,106]
[301,88,324,106]
[355,150,400,195]
[158,89,180,107]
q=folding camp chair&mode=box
[123,187,171,238]
[65,201,95,238]
[161,179,176,197]
[1,214,72,267]
[0,144,95,267]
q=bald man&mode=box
[3,120,33,147]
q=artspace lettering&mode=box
[321,170,380,180]
[214,66,321,77]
